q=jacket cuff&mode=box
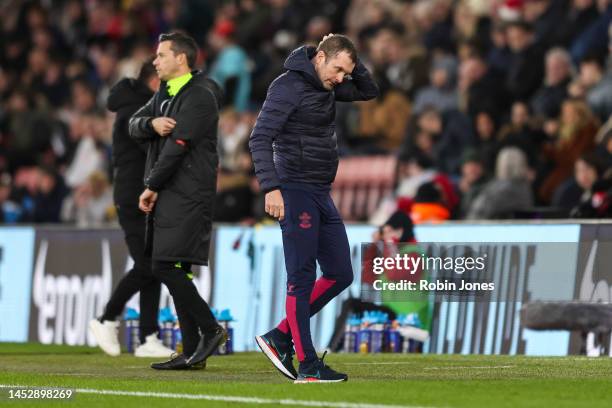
[262,185,280,194]
[145,182,159,193]
[146,118,155,133]
[352,59,367,76]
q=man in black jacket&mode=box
[90,58,174,359]
[249,34,379,383]
[129,32,225,370]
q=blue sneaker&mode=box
[294,351,348,384]
[255,329,297,380]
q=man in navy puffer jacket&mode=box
[250,34,378,383]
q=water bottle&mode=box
[217,309,234,355]
[406,313,423,353]
[358,312,373,354]
[386,320,402,353]
[124,308,140,353]
[370,312,385,353]
[158,307,177,349]
[343,315,360,353]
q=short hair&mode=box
[505,20,534,33]
[137,56,157,82]
[316,34,357,63]
[546,47,572,66]
[158,32,198,68]
[580,51,606,69]
[578,152,605,177]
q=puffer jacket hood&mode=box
[283,46,326,91]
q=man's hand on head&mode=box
[151,117,176,136]
[318,33,335,48]
[265,189,285,221]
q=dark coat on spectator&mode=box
[530,78,570,119]
[506,44,545,102]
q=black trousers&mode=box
[152,260,218,356]
[101,205,161,343]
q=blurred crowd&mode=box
[0,0,611,226]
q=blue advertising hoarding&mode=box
[0,227,35,342]
[213,223,583,355]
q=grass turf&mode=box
[0,343,611,407]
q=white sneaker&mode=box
[89,319,120,356]
[134,333,175,358]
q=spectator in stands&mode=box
[1,88,53,171]
[357,26,413,152]
[353,93,412,153]
[472,109,500,173]
[505,20,545,102]
[63,115,108,189]
[396,152,438,199]
[458,149,489,218]
[523,0,567,48]
[215,108,255,221]
[458,54,507,120]
[401,108,443,164]
[92,47,120,108]
[553,152,604,212]
[570,176,612,218]
[39,57,70,107]
[410,181,451,224]
[61,170,115,227]
[530,47,573,120]
[539,99,599,202]
[208,19,252,112]
[497,101,546,169]
[578,53,612,121]
[367,24,419,96]
[467,147,534,219]
[487,23,513,78]
[32,166,69,223]
[434,108,475,175]
[413,54,458,115]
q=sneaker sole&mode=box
[88,320,120,357]
[255,335,296,380]
[294,377,348,384]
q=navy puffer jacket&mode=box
[249,46,379,192]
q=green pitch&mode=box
[1,343,611,408]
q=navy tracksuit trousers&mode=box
[274,183,353,364]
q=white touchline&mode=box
[342,363,514,370]
[0,384,438,408]
[423,366,514,370]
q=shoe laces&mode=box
[320,350,328,366]
[282,339,295,357]
[316,351,339,374]
[169,352,183,361]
